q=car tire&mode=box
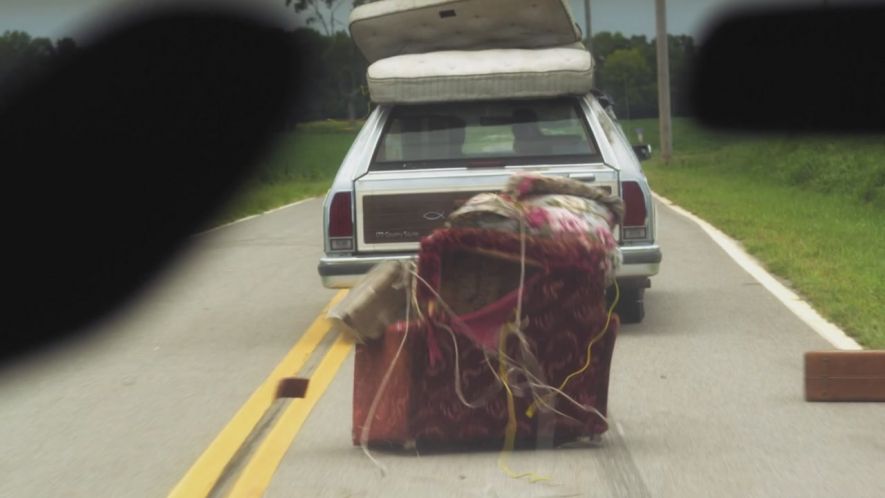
[612,287,645,324]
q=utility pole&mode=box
[583,0,592,50]
[655,0,673,162]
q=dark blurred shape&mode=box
[0,7,298,361]
[277,377,310,399]
[632,144,652,161]
[0,32,82,111]
[691,5,885,131]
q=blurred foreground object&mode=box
[328,261,410,343]
[0,6,298,361]
[277,377,310,399]
[805,351,885,402]
[691,5,885,132]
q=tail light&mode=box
[328,192,354,251]
[621,181,648,240]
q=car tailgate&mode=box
[354,165,618,253]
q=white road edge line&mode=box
[653,192,862,351]
[194,197,320,237]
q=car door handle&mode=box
[569,173,596,182]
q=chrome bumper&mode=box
[319,244,662,289]
[318,253,416,288]
[618,245,662,278]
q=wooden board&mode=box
[805,351,885,402]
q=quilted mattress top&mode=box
[367,45,594,103]
[350,0,582,63]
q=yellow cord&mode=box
[496,326,551,483]
[526,280,619,418]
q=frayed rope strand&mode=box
[496,215,550,484]
[496,326,550,483]
[359,263,417,476]
[526,280,619,419]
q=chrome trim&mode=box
[569,172,596,182]
[320,260,660,289]
[319,253,415,272]
[319,254,416,288]
[318,244,661,289]
[616,263,660,278]
[321,274,363,289]
[621,244,662,265]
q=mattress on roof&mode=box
[350,0,582,63]
[367,45,593,104]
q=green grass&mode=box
[215,120,361,224]
[622,118,885,348]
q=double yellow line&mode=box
[168,290,353,498]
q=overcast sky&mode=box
[0,0,834,41]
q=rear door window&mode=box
[372,98,601,170]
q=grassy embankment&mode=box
[623,118,884,348]
[215,120,360,224]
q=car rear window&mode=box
[371,98,601,170]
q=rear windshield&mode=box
[371,98,601,170]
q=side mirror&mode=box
[632,144,652,161]
[590,88,615,110]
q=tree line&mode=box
[0,31,81,111]
[592,32,696,120]
[0,28,695,123]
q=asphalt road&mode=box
[0,200,338,498]
[1,198,883,498]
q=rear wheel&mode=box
[610,286,645,324]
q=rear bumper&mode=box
[618,245,662,278]
[318,244,661,289]
[319,253,416,288]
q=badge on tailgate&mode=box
[363,191,488,244]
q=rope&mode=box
[496,325,550,483]
[493,212,552,483]
[526,279,619,419]
[439,321,502,409]
[557,280,619,393]
[515,215,527,331]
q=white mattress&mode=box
[350,0,581,63]
[367,45,594,103]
